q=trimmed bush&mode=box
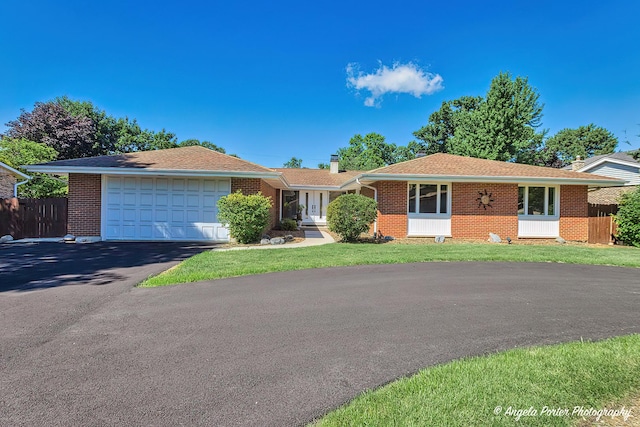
[327,193,377,242]
[279,218,298,231]
[217,191,272,244]
[615,187,640,247]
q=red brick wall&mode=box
[451,182,519,239]
[373,181,407,238]
[68,173,101,236]
[559,185,588,241]
[230,177,278,229]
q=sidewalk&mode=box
[212,228,335,252]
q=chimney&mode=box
[572,155,585,171]
[415,150,426,158]
[330,154,339,174]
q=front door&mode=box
[301,190,328,225]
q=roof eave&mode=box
[355,173,625,186]
[1,161,30,179]
[24,165,284,180]
[579,157,640,172]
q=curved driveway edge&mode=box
[2,262,639,426]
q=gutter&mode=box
[14,179,30,197]
[356,178,378,235]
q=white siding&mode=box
[407,216,452,236]
[589,162,640,185]
[518,217,560,238]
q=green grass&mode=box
[314,335,640,427]
[139,242,640,287]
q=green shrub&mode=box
[279,218,298,231]
[217,191,272,244]
[615,187,640,247]
[326,193,377,242]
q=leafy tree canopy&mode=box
[283,157,303,168]
[0,137,67,197]
[537,124,618,168]
[413,72,545,163]
[179,139,226,153]
[3,97,212,160]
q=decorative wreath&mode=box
[476,190,494,210]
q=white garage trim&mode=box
[101,175,230,242]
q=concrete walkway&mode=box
[213,228,334,252]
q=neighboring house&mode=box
[0,161,30,198]
[26,146,622,242]
[566,153,640,212]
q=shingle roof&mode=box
[274,168,362,187]
[30,146,274,173]
[367,153,620,182]
[562,152,639,170]
[588,185,638,205]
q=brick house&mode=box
[0,161,30,198]
[27,146,622,242]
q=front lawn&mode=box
[139,242,640,287]
[314,335,640,427]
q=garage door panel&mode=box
[103,176,229,241]
[140,209,153,222]
[172,194,184,207]
[156,179,168,190]
[122,209,137,221]
[123,177,137,190]
[139,225,153,238]
[172,179,185,191]
[140,178,153,190]
[187,195,200,207]
[140,193,153,206]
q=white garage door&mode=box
[103,176,230,241]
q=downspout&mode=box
[14,179,29,197]
[356,178,377,235]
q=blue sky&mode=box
[1,0,639,167]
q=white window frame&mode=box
[518,185,560,218]
[407,182,451,217]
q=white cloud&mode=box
[346,62,444,107]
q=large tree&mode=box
[413,72,545,163]
[537,124,618,168]
[0,137,67,197]
[4,101,97,160]
[338,133,398,170]
[4,97,187,159]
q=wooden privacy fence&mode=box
[588,215,617,244]
[0,198,68,239]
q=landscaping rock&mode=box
[0,235,14,243]
[63,234,76,242]
[284,234,294,242]
[270,237,285,245]
[556,237,566,244]
[383,236,395,241]
[434,235,445,243]
[260,239,271,245]
[488,232,502,243]
[261,234,271,241]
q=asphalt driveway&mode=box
[1,261,639,426]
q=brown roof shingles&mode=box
[588,186,638,205]
[32,146,275,174]
[274,168,362,187]
[367,153,621,181]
